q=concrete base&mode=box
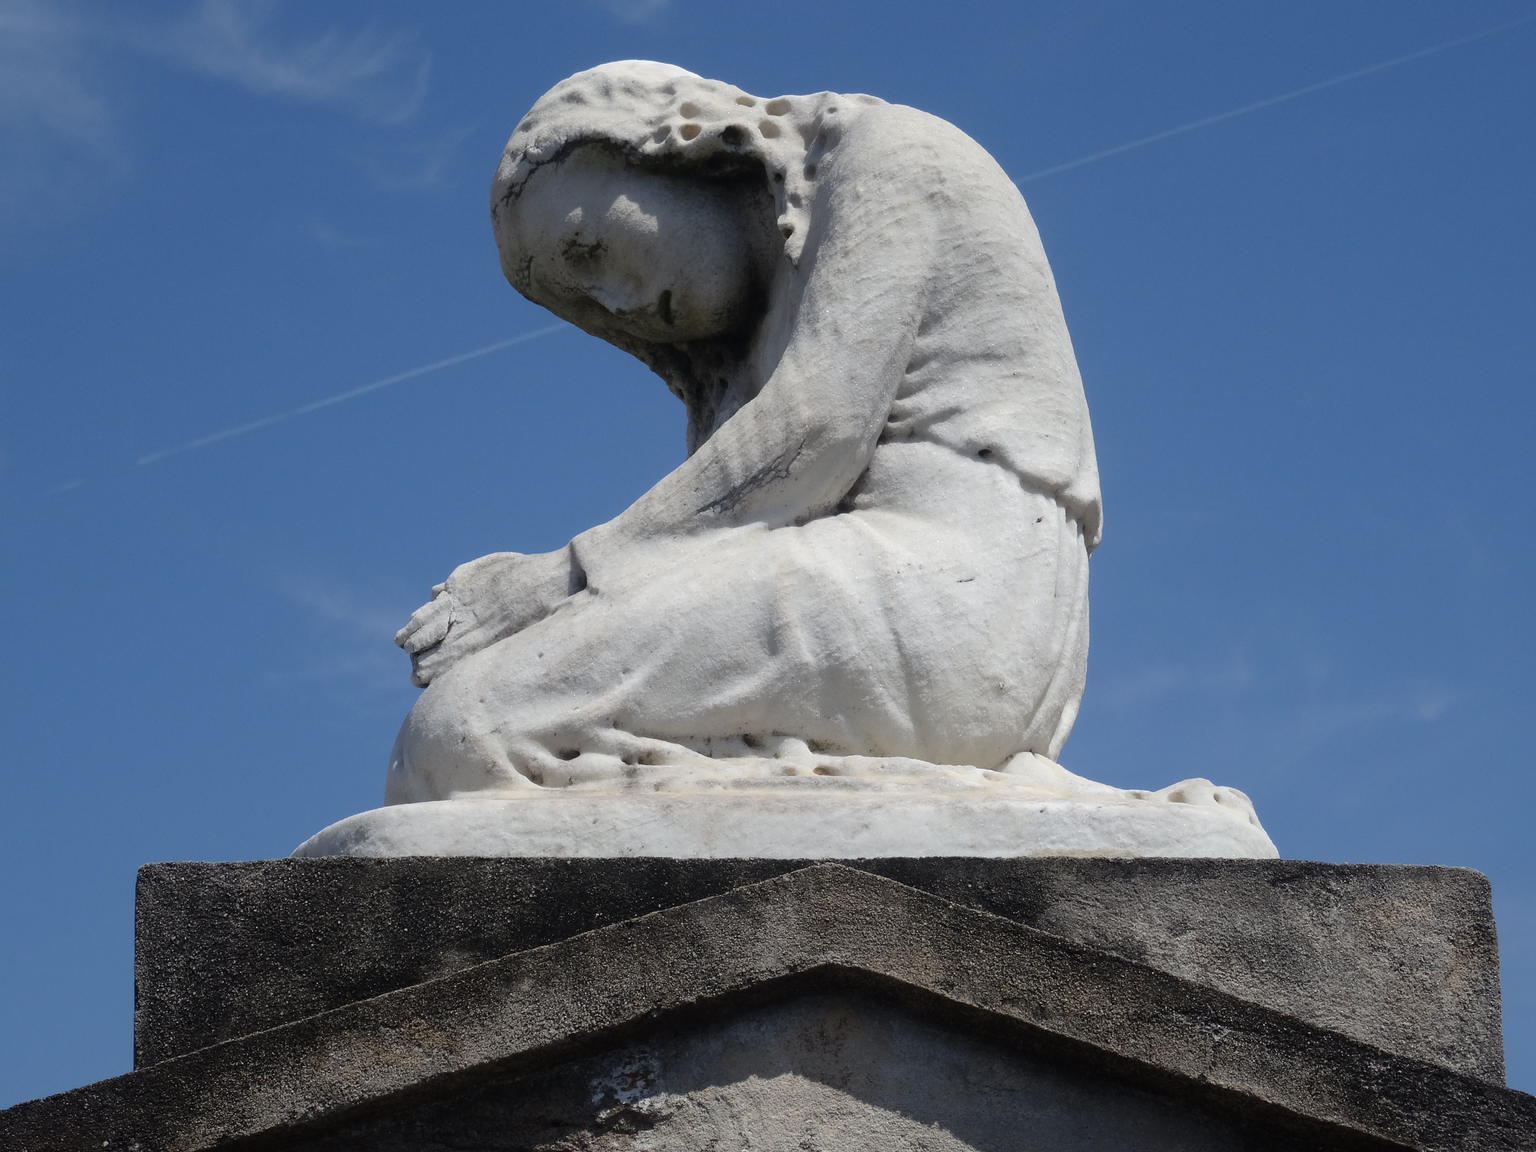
[305,990,1326,1152]
[6,863,1532,1152]
[293,793,1278,859]
[133,857,1502,1079]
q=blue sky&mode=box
[2,0,1534,1106]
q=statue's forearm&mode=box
[570,369,890,572]
[573,121,937,568]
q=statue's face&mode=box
[510,146,762,343]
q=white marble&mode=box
[301,61,1276,859]
[294,786,1278,860]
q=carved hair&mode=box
[492,60,879,269]
[491,61,882,447]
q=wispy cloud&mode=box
[1100,648,1255,711]
[366,121,479,192]
[1098,643,1457,747]
[588,0,672,26]
[276,569,402,640]
[0,0,122,222]
[306,216,377,250]
[154,0,431,124]
[1019,10,1536,184]
[1292,678,1460,745]
[0,1,434,227]
[270,568,408,699]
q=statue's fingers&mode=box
[393,613,424,647]
[409,613,453,654]
[410,638,459,687]
[398,601,454,654]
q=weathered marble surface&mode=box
[295,790,1276,860]
[331,60,1272,855]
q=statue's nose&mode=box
[585,281,642,318]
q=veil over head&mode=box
[490,61,884,446]
[491,60,883,273]
[489,61,1100,543]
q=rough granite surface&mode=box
[294,990,1400,1152]
[135,856,1504,1080]
[5,865,1532,1152]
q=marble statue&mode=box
[294,61,1275,858]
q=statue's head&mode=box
[492,62,881,436]
[493,62,880,346]
[501,140,767,344]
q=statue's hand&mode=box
[395,550,572,688]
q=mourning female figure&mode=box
[386,61,1259,828]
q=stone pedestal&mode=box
[133,856,1497,1077]
[293,793,1278,860]
[3,858,1533,1151]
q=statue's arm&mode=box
[397,210,923,685]
[572,124,936,571]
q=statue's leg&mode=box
[387,495,1089,803]
[386,524,905,802]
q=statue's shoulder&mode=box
[835,100,964,147]
[834,100,1012,184]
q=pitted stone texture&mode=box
[366,62,1275,850]
[135,857,1501,1080]
[391,62,1110,803]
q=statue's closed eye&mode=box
[561,236,606,270]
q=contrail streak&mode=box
[135,324,567,467]
[1018,11,1536,183]
[52,14,1536,485]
